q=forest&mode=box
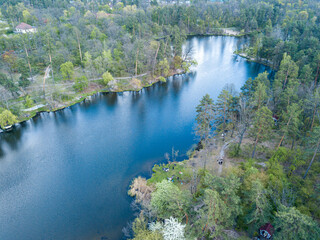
[1,0,320,126]
[0,0,320,239]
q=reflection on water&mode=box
[0,36,270,240]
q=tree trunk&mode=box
[24,44,33,79]
[278,135,285,148]
[278,116,292,148]
[303,140,320,179]
[310,104,317,131]
[135,47,139,76]
[152,42,161,76]
[252,135,259,158]
[291,138,295,150]
[177,201,189,225]
[47,38,54,84]
[75,30,83,63]
[283,69,289,89]
[237,128,246,152]
[314,62,319,87]
[231,123,235,138]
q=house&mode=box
[259,223,274,239]
[15,22,37,34]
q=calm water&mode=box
[0,36,269,240]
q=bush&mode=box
[73,76,88,92]
[102,71,113,86]
[24,95,34,108]
[159,76,166,82]
[228,143,242,157]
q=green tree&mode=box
[93,56,105,76]
[157,58,170,77]
[204,173,242,226]
[73,76,88,92]
[249,106,273,158]
[22,9,33,24]
[195,94,215,141]
[24,95,34,108]
[131,213,163,240]
[0,110,17,128]
[245,180,273,232]
[273,53,299,105]
[84,51,94,78]
[0,72,17,94]
[102,71,113,86]
[252,81,268,110]
[60,61,74,80]
[274,206,320,240]
[277,103,302,148]
[299,64,313,86]
[151,180,190,223]
[303,126,320,179]
[195,189,229,238]
[215,89,232,133]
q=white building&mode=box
[15,22,37,34]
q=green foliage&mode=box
[195,94,214,140]
[148,163,190,184]
[249,106,274,158]
[18,73,31,88]
[244,180,273,232]
[0,109,17,128]
[157,58,170,77]
[73,76,88,92]
[158,76,166,83]
[274,206,320,240]
[151,180,191,221]
[131,214,163,240]
[194,189,229,238]
[102,71,113,86]
[215,89,233,133]
[0,72,17,93]
[60,61,74,80]
[252,81,267,110]
[203,173,242,226]
[24,95,34,108]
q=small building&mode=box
[259,223,274,239]
[15,22,37,34]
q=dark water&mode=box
[0,36,269,240]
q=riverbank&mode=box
[187,28,251,37]
[235,51,274,68]
[1,68,186,130]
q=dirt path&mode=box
[218,138,236,174]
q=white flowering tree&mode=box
[149,217,185,240]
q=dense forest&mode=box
[1,0,320,239]
[1,0,320,126]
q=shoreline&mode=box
[235,51,274,68]
[1,69,187,131]
[2,33,261,131]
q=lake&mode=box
[0,36,269,240]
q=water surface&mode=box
[0,36,269,240]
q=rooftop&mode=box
[16,22,33,30]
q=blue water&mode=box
[0,36,269,240]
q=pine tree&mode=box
[249,106,273,158]
[303,126,320,179]
[274,206,320,240]
[245,180,273,232]
[195,94,215,141]
[215,89,232,133]
[278,103,302,148]
[195,189,229,238]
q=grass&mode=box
[148,162,192,185]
